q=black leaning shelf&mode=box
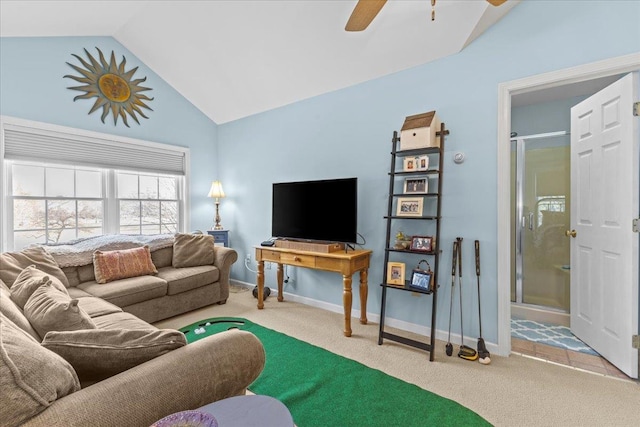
[378,123,448,361]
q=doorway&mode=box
[496,53,640,361]
[510,131,571,323]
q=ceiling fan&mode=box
[345,0,508,31]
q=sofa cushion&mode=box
[156,265,219,296]
[9,265,68,309]
[0,280,40,341]
[23,282,96,339]
[77,275,167,308]
[41,328,187,382]
[67,287,93,299]
[172,233,215,268]
[0,246,70,288]
[0,313,80,427]
[76,297,123,318]
[77,263,97,283]
[151,246,174,268]
[91,311,158,330]
[93,245,158,284]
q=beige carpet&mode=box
[154,285,639,427]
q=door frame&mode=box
[496,52,640,356]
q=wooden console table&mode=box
[254,246,372,337]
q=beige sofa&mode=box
[0,235,266,427]
[46,233,239,323]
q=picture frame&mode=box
[402,155,429,172]
[415,155,429,171]
[409,269,433,292]
[403,178,428,194]
[386,262,405,286]
[396,197,423,217]
[402,157,416,172]
[410,235,433,252]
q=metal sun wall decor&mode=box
[64,47,154,127]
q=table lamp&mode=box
[208,181,225,230]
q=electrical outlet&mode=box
[266,262,272,270]
[245,253,251,262]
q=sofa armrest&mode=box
[23,329,265,427]
[213,247,238,302]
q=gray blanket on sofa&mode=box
[35,234,175,267]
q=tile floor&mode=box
[511,337,632,381]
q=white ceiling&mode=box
[0,0,521,124]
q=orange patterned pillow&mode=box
[93,246,157,284]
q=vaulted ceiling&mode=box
[0,1,520,124]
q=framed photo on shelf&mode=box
[396,197,423,217]
[415,155,429,171]
[409,269,433,292]
[403,178,428,194]
[410,235,433,252]
[386,262,405,286]
[402,157,416,172]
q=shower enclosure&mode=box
[510,131,571,325]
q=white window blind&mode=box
[2,122,186,175]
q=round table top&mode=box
[198,394,294,427]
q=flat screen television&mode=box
[272,177,357,245]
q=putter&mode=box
[457,237,478,361]
[475,240,491,364]
[445,240,457,357]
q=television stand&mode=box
[254,246,373,337]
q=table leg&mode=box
[257,261,264,309]
[277,263,284,302]
[359,268,368,325]
[342,274,352,337]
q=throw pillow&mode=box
[23,281,96,339]
[172,233,215,268]
[9,265,68,310]
[93,245,158,284]
[42,328,187,382]
[0,245,70,288]
[0,313,80,427]
[0,279,40,341]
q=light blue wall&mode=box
[218,1,640,343]
[1,1,638,344]
[0,36,219,232]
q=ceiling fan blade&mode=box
[345,0,388,32]
[486,0,507,5]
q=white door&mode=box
[570,72,638,379]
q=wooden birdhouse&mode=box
[399,111,441,151]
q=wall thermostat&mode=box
[453,152,465,164]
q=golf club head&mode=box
[445,343,453,356]
[478,355,492,365]
[458,345,479,361]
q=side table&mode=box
[207,229,229,247]
[197,395,294,427]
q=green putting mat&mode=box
[180,317,491,427]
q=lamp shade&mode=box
[208,181,225,198]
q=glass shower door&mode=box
[512,132,571,312]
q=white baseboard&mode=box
[231,279,499,356]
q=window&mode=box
[7,162,182,249]
[117,172,179,235]
[10,162,104,249]
[1,116,190,251]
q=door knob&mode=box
[565,229,577,238]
